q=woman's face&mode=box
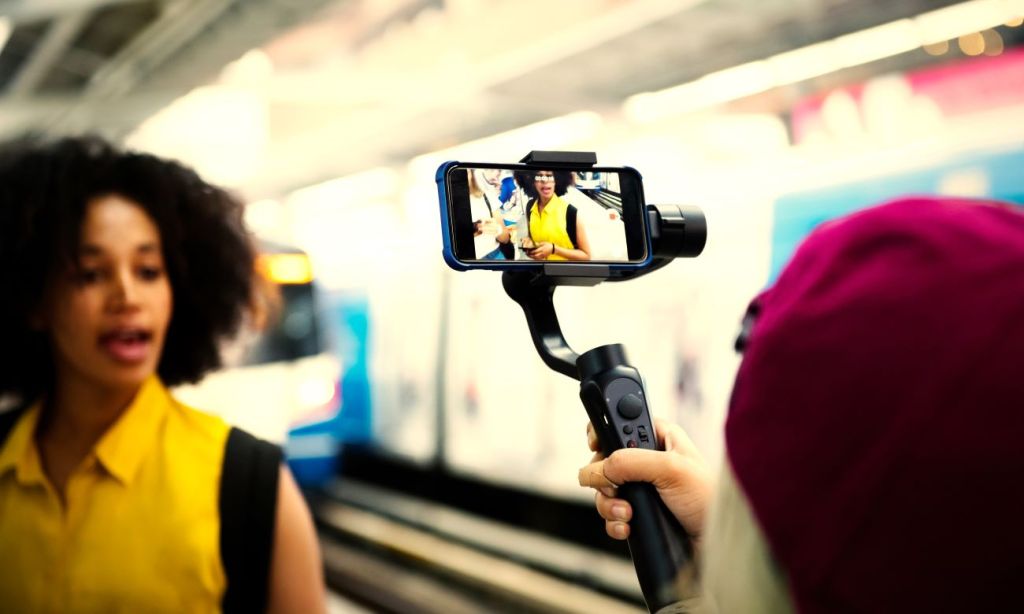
[534,170,555,200]
[41,194,173,392]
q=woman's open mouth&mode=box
[99,328,153,364]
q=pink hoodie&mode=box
[726,197,1024,612]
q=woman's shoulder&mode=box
[162,392,233,455]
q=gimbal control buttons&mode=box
[622,424,634,435]
[617,394,644,420]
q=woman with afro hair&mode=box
[0,136,326,613]
[514,169,592,261]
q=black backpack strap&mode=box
[219,427,283,614]
[566,204,578,249]
[483,193,493,216]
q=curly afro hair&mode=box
[0,136,256,403]
[512,169,575,200]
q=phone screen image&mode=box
[445,165,646,264]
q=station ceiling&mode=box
[0,0,986,193]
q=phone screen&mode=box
[443,164,648,264]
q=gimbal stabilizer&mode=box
[503,151,707,613]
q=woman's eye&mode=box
[76,269,101,284]
[139,266,164,281]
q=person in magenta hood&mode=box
[580,196,1024,612]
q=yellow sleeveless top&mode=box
[0,376,230,613]
[528,194,574,260]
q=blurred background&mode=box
[3,0,1023,610]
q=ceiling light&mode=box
[916,0,1015,44]
[624,0,1024,123]
[0,18,12,55]
[625,61,773,122]
[982,29,1005,55]
[768,41,840,84]
[833,19,919,67]
[959,31,986,55]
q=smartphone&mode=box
[437,161,652,271]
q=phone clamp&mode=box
[502,151,705,612]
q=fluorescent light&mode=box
[833,19,919,67]
[625,0,1024,123]
[916,0,1014,45]
[0,18,12,55]
[768,41,841,84]
[691,61,775,105]
[625,62,773,123]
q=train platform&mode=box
[312,470,647,613]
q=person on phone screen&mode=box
[469,169,512,260]
[521,170,591,261]
[577,197,1024,612]
[0,136,326,613]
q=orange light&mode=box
[257,253,313,285]
[958,32,985,56]
[982,29,1004,56]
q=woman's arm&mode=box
[267,466,327,614]
[491,212,511,244]
[546,216,592,261]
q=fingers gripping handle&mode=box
[578,345,695,612]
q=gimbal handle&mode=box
[503,274,697,612]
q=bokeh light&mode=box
[958,31,986,55]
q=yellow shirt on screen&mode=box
[528,195,574,261]
[0,376,230,613]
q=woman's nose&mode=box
[109,269,140,309]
